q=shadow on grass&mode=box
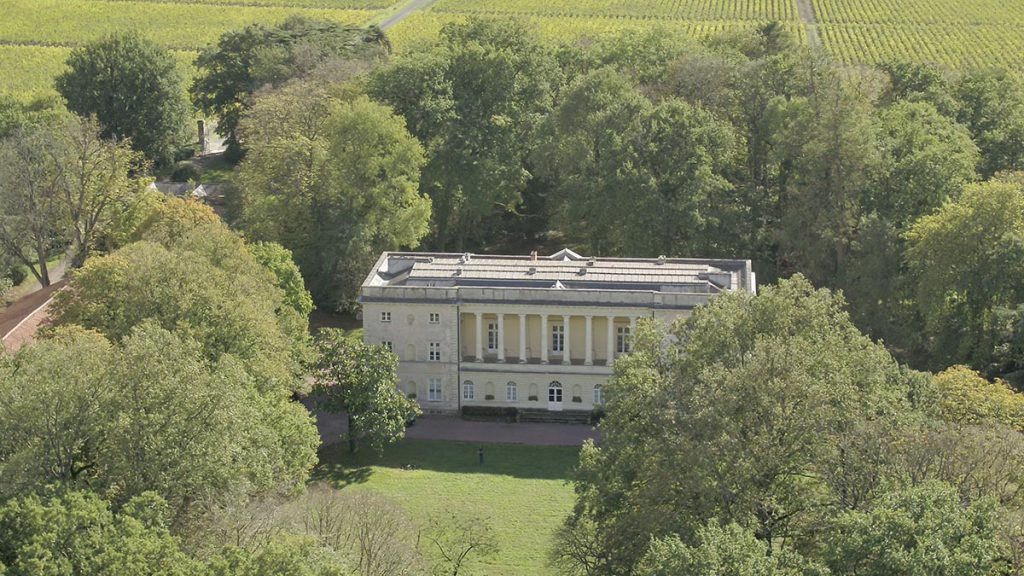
[312,438,579,485]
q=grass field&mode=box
[313,439,580,575]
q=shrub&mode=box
[528,395,538,401]
[589,407,606,425]
[407,392,417,400]
[485,394,495,400]
[170,161,201,183]
[572,396,583,403]
[461,406,517,422]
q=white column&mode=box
[562,314,572,365]
[497,313,505,363]
[606,316,615,365]
[629,316,638,353]
[541,314,549,364]
[584,315,593,365]
[474,312,484,362]
[518,314,527,363]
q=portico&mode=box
[461,311,637,366]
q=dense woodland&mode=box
[2,14,1024,575]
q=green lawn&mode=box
[313,439,580,575]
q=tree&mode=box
[0,324,319,525]
[954,68,1024,177]
[368,17,560,250]
[559,276,913,574]
[249,242,315,318]
[636,521,820,576]
[0,489,197,575]
[423,512,498,576]
[50,201,312,392]
[824,481,1003,576]
[312,331,419,453]
[56,32,189,166]
[191,17,387,157]
[237,90,430,309]
[932,365,1024,430]
[905,180,1024,376]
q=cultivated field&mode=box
[0,0,388,100]
[314,439,579,575]
[3,0,1024,100]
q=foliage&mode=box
[237,90,429,310]
[56,32,190,166]
[933,365,1024,430]
[313,331,420,453]
[636,521,821,576]
[369,17,560,250]
[50,201,312,393]
[191,16,388,153]
[0,489,197,576]
[0,114,143,284]
[824,481,1003,576]
[560,276,913,574]
[248,242,315,318]
[0,324,319,525]
[905,180,1024,375]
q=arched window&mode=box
[506,381,518,402]
[548,381,563,403]
[593,385,603,405]
[462,380,475,401]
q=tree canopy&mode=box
[56,32,190,166]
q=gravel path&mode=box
[378,0,440,31]
[794,0,822,50]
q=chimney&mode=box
[530,250,538,261]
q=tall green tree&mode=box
[0,324,319,525]
[954,68,1024,177]
[0,490,197,575]
[237,89,429,310]
[559,276,913,574]
[312,331,419,454]
[369,17,560,250]
[56,32,189,167]
[905,179,1024,377]
[191,17,387,157]
[51,199,312,391]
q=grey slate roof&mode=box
[365,250,755,295]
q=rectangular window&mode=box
[380,311,391,323]
[429,312,440,324]
[593,386,603,405]
[381,341,393,352]
[617,326,631,354]
[463,380,475,400]
[487,322,498,351]
[428,377,442,402]
[506,382,518,402]
[428,342,441,362]
[552,324,565,353]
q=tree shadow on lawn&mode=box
[312,438,580,485]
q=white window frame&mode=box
[463,380,475,401]
[428,342,441,362]
[506,381,518,402]
[487,322,499,351]
[382,340,393,352]
[380,311,391,323]
[551,324,565,353]
[616,326,631,354]
[429,312,441,324]
[428,377,442,402]
[593,385,603,406]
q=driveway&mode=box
[306,401,599,447]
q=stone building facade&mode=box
[360,249,755,414]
